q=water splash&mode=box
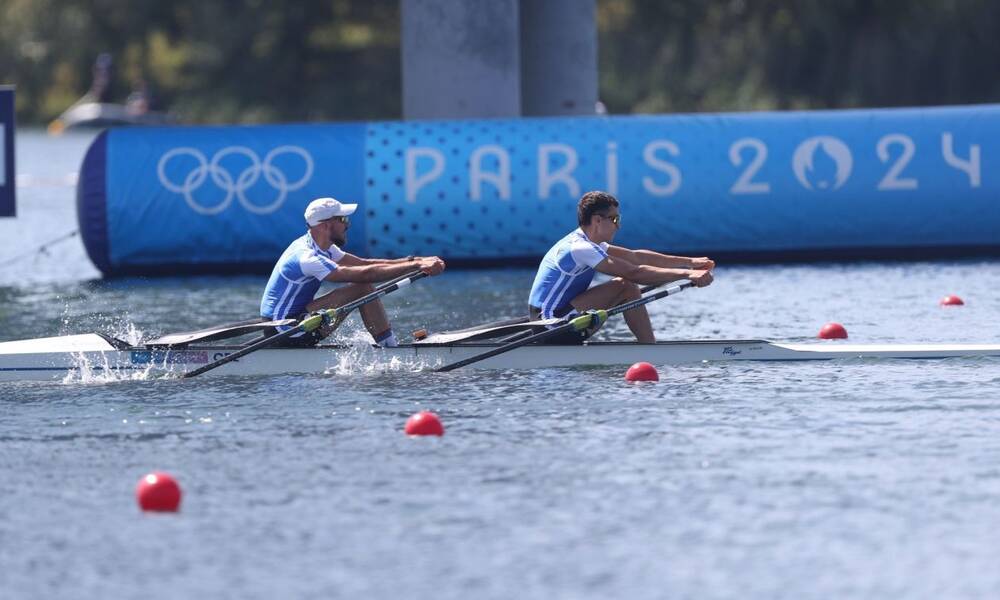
[326,345,434,376]
[61,351,156,384]
[56,301,145,344]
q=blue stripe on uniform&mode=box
[529,228,605,318]
[260,234,338,320]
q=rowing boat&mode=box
[2,332,999,382]
[3,278,996,382]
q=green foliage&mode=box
[2,0,999,125]
[0,0,401,124]
[598,0,1000,113]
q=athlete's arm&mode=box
[595,254,713,287]
[337,253,409,267]
[339,253,445,271]
[324,257,444,282]
[607,245,715,271]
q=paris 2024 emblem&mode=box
[792,136,853,191]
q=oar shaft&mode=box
[436,280,694,372]
[607,280,693,317]
[182,270,427,378]
[334,270,427,314]
[181,329,290,378]
[435,318,582,372]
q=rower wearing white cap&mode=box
[260,197,445,347]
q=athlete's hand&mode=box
[417,256,445,276]
[689,257,715,270]
[687,269,713,287]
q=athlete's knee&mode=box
[613,278,641,300]
[356,282,375,295]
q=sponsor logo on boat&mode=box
[722,346,741,356]
[130,350,210,365]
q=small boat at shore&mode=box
[47,102,175,134]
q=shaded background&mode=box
[3,0,1000,125]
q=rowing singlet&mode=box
[528,228,609,318]
[260,233,345,319]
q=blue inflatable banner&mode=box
[0,86,14,218]
[79,104,1000,275]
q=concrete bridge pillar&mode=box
[401,0,521,119]
[519,0,598,116]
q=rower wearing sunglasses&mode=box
[260,197,445,347]
[528,190,714,343]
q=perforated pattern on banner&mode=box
[363,118,620,258]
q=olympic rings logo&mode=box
[157,146,314,215]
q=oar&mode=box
[182,270,428,378]
[435,279,695,372]
[317,269,424,332]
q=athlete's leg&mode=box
[570,278,653,343]
[308,283,391,340]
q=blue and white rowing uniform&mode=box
[260,233,344,336]
[528,228,609,319]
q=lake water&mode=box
[3,130,1000,599]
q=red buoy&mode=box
[405,411,444,436]
[940,295,964,306]
[625,362,659,382]
[818,322,848,339]
[136,472,182,512]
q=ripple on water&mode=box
[6,249,1000,597]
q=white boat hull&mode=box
[2,334,1000,382]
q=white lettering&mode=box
[729,138,771,194]
[469,145,510,200]
[642,140,682,196]
[941,132,981,188]
[538,143,580,199]
[876,134,918,191]
[405,147,445,203]
[605,142,618,196]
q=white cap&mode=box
[304,197,357,226]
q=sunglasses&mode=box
[602,213,621,226]
[327,216,350,226]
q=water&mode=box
[4,130,1000,599]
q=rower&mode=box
[260,197,445,347]
[528,190,714,343]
